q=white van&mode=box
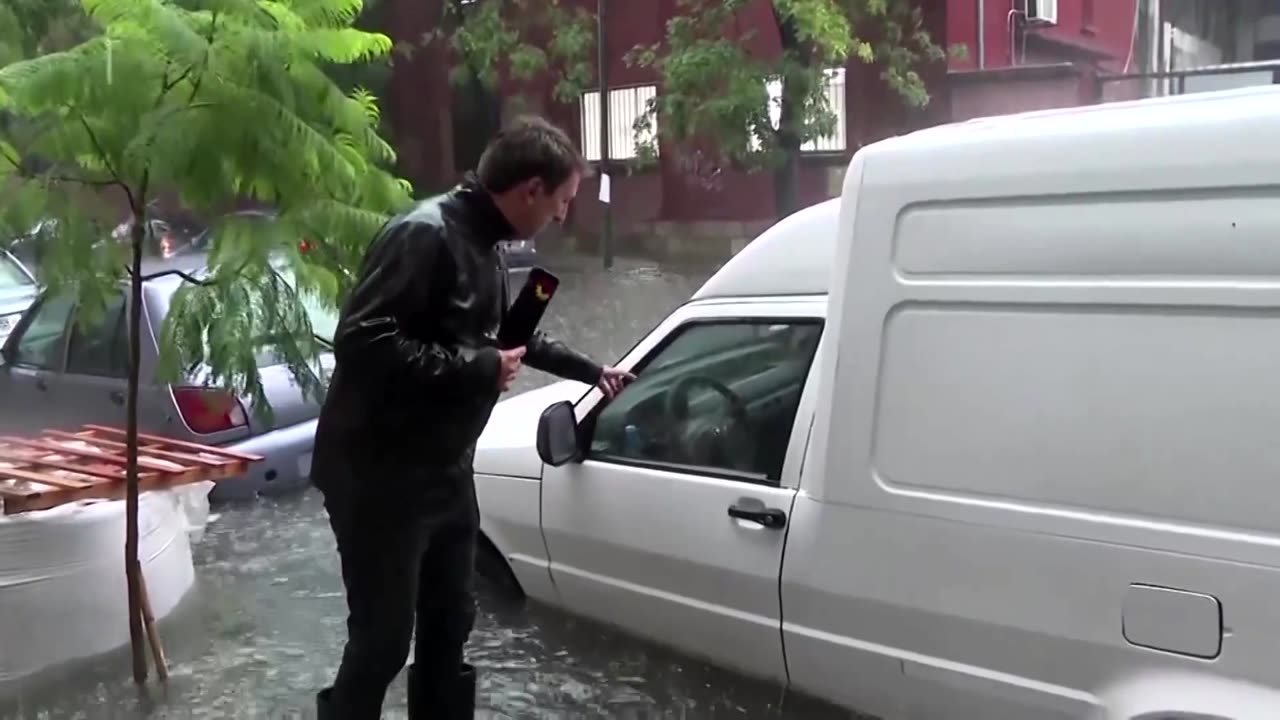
[472,86,1280,719]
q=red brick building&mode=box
[381,1,1280,257]
[947,0,1142,120]
[948,2,1280,121]
[382,0,950,258]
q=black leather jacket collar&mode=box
[452,173,517,246]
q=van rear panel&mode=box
[786,90,1280,718]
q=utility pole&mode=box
[597,0,613,270]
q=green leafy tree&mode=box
[0,0,96,165]
[0,0,410,682]
[322,0,392,107]
[627,0,951,218]
[0,0,96,65]
[374,0,595,192]
[436,0,596,105]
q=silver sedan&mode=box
[0,255,335,502]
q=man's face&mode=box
[516,171,580,239]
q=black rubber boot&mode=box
[407,663,477,719]
[315,688,337,720]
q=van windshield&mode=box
[146,265,338,368]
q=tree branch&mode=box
[128,266,213,286]
[137,168,150,216]
[152,102,218,126]
[160,64,193,95]
[37,172,120,188]
[186,11,219,104]
[132,25,211,214]
[4,130,119,187]
[78,113,136,208]
[1,147,20,172]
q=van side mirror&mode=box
[536,400,582,467]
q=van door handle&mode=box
[34,377,48,392]
[728,504,787,529]
[109,390,125,406]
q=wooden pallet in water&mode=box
[0,424,263,515]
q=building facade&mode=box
[1130,1,1280,98]
[382,1,1280,259]
[948,1,1280,116]
[946,0,1141,119]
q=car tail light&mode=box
[172,387,248,434]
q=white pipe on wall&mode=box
[978,0,986,69]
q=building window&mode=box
[1082,0,1094,30]
[762,67,847,153]
[579,85,658,161]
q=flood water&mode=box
[0,254,858,719]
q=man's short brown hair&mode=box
[477,116,592,194]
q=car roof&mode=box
[690,199,839,301]
[136,249,295,295]
[136,252,209,284]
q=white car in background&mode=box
[0,249,37,346]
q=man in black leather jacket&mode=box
[313,117,632,719]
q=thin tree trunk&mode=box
[768,133,798,215]
[126,212,147,684]
[772,71,805,219]
[771,4,812,220]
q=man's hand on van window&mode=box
[598,366,635,399]
[499,346,526,391]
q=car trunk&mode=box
[171,346,333,438]
[144,276,335,444]
[242,352,334,432]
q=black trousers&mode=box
[320,460,480,718]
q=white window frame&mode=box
[758,67,847,153]
[580,84,659,161]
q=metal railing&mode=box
[1095,59,1280,104]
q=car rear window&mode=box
[274,267,338,344]
[146,266,337,369]
[0,253,33,291]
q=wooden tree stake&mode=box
[138,568,169,680]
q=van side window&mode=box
[11,295,75,370]
[67,295,127,378]
[588,319,823,485]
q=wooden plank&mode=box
[0,437,186,473]
[0,448,132,481]
[3,464,218,515]
[81,425,265,462]
[0,464,97,490]
[0,485,35,500]
[45,430,233,468]
[0,486,55,509]
[0,424,262,515]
